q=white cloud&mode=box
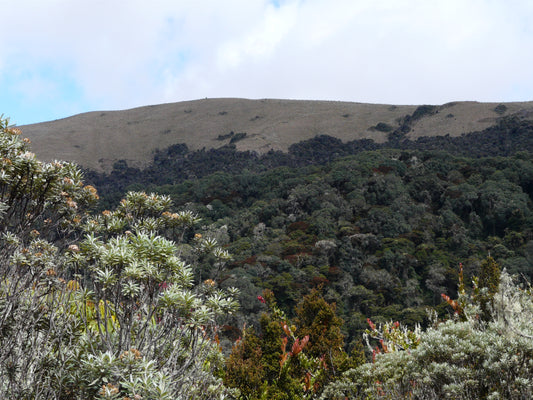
[216,2,298,69]
[1,0,533,123]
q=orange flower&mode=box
[66,199,78,209]
[99,383,119,396]
[84,185,99,199]
[120,348,142,360]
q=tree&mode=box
[293,289,346,376]
[0,117,98,398]
[476,256,501,321]
[66,191,239,399]
[225,289,361,399]
[224,327,265,399]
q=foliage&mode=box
[86,116,533,210]
[476,256,501,321]
[0,116,238,399]
[0,118,98,240]
[5,110,533,398]
[0,117,97,398]
[364,319,421,357]
[320,262,533,399]
[84,134,533,347]
[224,289,363,399]
[65,191,238,399]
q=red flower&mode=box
[257,295,266,303]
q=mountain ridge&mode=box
[20,98,533,172]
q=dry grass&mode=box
[20,98,533,173]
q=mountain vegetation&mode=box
[0,117,238,399]
[21,98,533,173]
[4,102,533,398]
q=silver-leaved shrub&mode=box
[0,116,238,399]
[320,265,533,399]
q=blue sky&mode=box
[1,0,533,125]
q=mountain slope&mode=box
[20,98,533,172]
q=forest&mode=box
[2,111,533,398]
[87,113,533,344]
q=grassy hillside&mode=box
[20,98,533,172]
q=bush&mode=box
[321,265,533,399]
[0,117,239,399]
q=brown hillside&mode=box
[20,98,533,173]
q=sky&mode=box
[1,0,533,125]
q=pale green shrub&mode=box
[0,117,238,399]
[321,269,533,399]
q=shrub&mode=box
[321,264,533,399]
[0,116,239,399]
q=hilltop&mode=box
[20,98,533,172]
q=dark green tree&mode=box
[476,256,501,321]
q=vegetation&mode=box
[86,114,533,208]
[2,110,533,398]
[320,264,533,399]
[86,127,533,344]
[224,288,364,399]
[0,117,238,399]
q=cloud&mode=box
[216,2,298,70]
[1,0,533,124]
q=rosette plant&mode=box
[0,116,98,398]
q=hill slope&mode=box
[20,98,533,172]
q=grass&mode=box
[19,98,533,173]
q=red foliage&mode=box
[441,293,463,315]
[243,255,257,265]
[287,221,310,233]
[372,165,393,174]
[310,275,329,287]
[327,266,341,280]
[283,252,312,265]
[291,335,309,356]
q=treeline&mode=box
[86,115,533,209]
